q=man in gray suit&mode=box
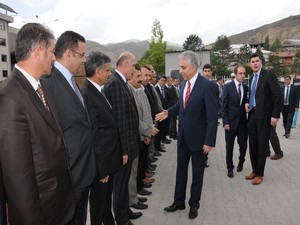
[128,65,159,212]
[42,31,95,225]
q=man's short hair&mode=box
[55,31,85,59]
[85,51,111,77]
[15,23,54,62]
[203,64,213,71]
[249,53,261,62]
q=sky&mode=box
[2,0,300,46]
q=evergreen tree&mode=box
[291,49,300,76]
[211,35,233,77]
[264,36,270,50]
[138,19,166,74]
[270,37,282,52]
[255,46,266,65]
[183,34,204,51]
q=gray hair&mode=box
[85,51,111,77]
[179,51,199,68]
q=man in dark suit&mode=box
[167,77,180,139]
[42,31,95,225]
[202,63,219,168]
[245,53,282,185]
[156,51,218,219]
[155,75,171,144]
[282,75,299,138]
[0,23,75,225]
[221,65,248,178]
[81,51,122,225]
[104,51,140,225]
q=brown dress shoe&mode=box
[252,176,263,185]
[143,177,155,183]
[145,172,154,178]
[270,154,283,160]
[245,172,256,180]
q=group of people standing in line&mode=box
[0,22,299,225]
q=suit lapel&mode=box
[53,67,86,112]
[13,69,62,135]
[87,80,112,111]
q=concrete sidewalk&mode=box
[87,118,300,225]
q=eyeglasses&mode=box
[72,50,85,58]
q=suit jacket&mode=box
[144,84,162,119]
[248,68,282,120]
[128,84,153,141]
[222,81,248,130]
[104,72,139,162]
[41,66,95,190]
[168,74,218,151]
[283,84,299,112]
[155,85,170,109]
[0,68,75,225]
[81,80,122,180]
[167,85,179,107]
[0,167,6,225]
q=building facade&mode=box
[0,3,16,82]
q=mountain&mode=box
[103,40,183,62]
[85,40,118,65]
[228,15,300,45]
[85,39,182,64]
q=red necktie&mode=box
[184,81,191,109]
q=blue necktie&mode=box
[71,76,85,107]
[249,73,258,109]
[284,86,289,105]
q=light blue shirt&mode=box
[54,61,76,91]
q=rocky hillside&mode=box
[228,15,300,45]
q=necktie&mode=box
[71,76,85,106]
[161,87,165,99]
[284,85,289,105]
[37,84,50,111]
[249,73,258,109]
[184,81,191,109]
[238,83,241,105]
[101,87,112,108]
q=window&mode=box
[0,38,6,46]
[1,55,7,62]
[0,22,5,30]
[3,70,8,78]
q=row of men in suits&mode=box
[0,22,158,225]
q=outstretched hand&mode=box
[155,110,168,122]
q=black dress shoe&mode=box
[204,160,209,168]
[130,202,148,210]
[164,203,185,212]
[138,189,152,196]
[236,164,243,172]
[227,169,234,178]
[126,221,134,225]
[188,208,198,219]
[154,151,161,157]
[138,197,147,202]
[128,210,142,220]
[158,148,166,152]
[162,139,171,144]
[142,182,152,188]
[149,163,157,168]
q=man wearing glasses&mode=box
[42,31,95,225]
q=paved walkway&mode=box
[87,117,300,225]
